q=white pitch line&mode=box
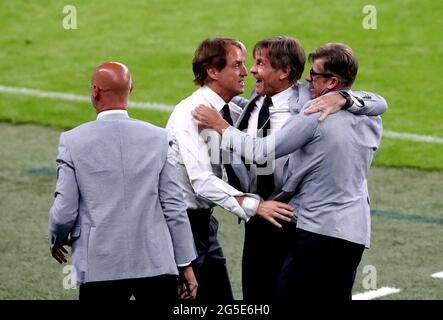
[352,287,401,300]
[384,130,443,144]
[2,84,443,144]
[0,85,174,112]
[431,271,443,279]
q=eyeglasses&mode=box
[309,68,335,78]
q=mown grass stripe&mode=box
[372,209,443,225]
[2,85,443,145]
[0,85,174,112]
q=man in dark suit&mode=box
[196,36,387,302]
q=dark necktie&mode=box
[238,100,256,131]
[256,96,274,200]
[221,104,243,190]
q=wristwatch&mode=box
[338,91,354,109]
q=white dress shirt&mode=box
[166,86,260,221]
[246,86,293,195]
[96,109,129,119]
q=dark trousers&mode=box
[242,216,291,302]
[79,274,178,301]
[276,226,364,302]
[187,208,234,302]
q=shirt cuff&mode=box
[241,194,260,220]
[347,92,364,112]
[177,262,192,268]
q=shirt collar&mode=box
[255,85,294,110]
[200,85,228,112]
[96,109,129,120]
[269,85,294,109]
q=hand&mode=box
[191,104,230,133]
[255,200,294,228]
[50,246,68,264]
[177,266,198,300]
[303,93,346,122]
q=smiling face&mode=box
[207,44,248,102]
[250,48,289,96]
[305,58,337,99]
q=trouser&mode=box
[242,216,291,302]
[79,274,178,301]
[276,226,364,302]
[187,208,234,302]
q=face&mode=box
[209,44,248,102]
[250,49,289,96]
[305,58,336,99]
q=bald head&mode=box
[91,62,133,113]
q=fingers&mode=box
[275,202,293,212]
[51,249,67,264]
[264,216,283,229]
[179,283,197,300]
[270,202,293,220]
[189,283,198,300]
[303,104,317,115]
[304,97,320,115]
[317,110,330,122]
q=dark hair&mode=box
[253,36,305,83]
[192,37,246,86]
[308,43,358,88]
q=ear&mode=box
[206,67,218,81]
[327,77,340,90]
[129,83,134,94]
[279,67,291,81]
[92,85,99,99]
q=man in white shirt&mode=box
[166,38,294,301]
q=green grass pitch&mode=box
[0,0,442,299]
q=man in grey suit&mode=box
[192,43,383,300]
[214,36,387,302]
[48,62,197,300]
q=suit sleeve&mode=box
[231,95,250,109]
[348,91,388,116]
[158,153,197,265]
[48,133,79,249]
[221,113,320,164]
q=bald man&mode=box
[48,62,197,301]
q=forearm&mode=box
[348,91,388,116]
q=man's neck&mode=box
[267,82,294,97]
[206,83,234,103]
[95,105,127,114]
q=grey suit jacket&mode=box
[48,113,196,284]
[230,83,387,197]
[221,92,383,247]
